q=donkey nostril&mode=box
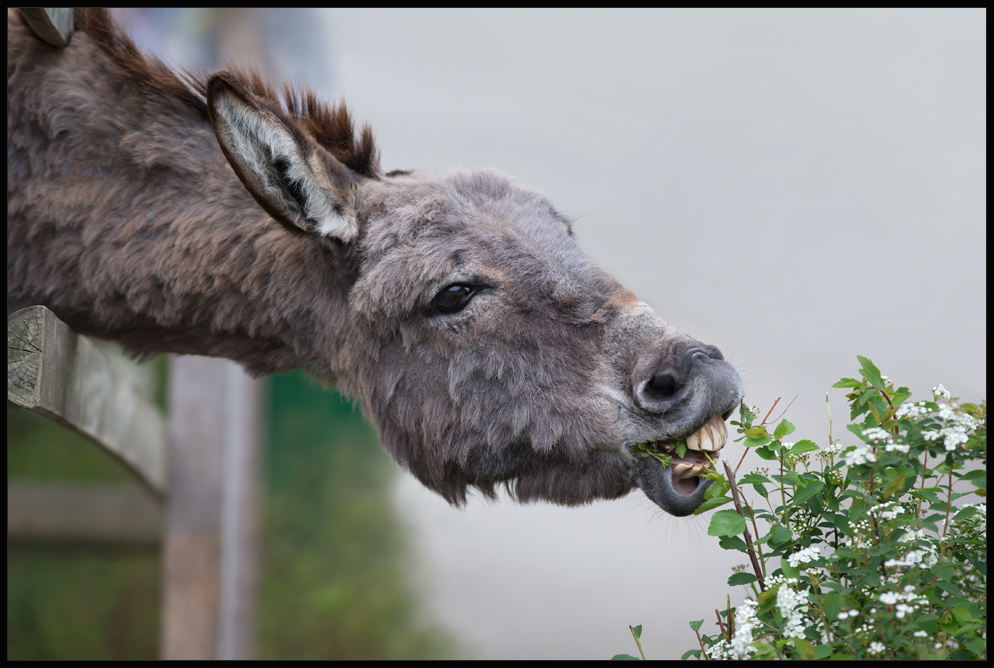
[646,370,680,400]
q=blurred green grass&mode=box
[7,362,455,659]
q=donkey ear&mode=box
[206,73,359,242]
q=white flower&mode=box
[879,591,899,605]
[788,546,821,568]
[895,401,930,420]
[913,630,928,638]
[730,599,760,659]
[776,584,809,640]
[895,603,914,619]
[868,641,886,655]
[873,502,905,521]
[844,443,877,467]
[933,384,951,400]
[862,427,893,444]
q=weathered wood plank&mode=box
[20,8,74,48]
[7,306,167,495]
[159,355,261,660]
[7,480,162,549]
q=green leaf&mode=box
[857,355,885,389]
[739,473,772,484]
[767,524,793,548]
[755,445,780,461]
[882,473,906,500]
[774,419,796,439]
[719,535,748,551]
[832,378,862,389]
[680,649,701,661]
[744,435,773,448]
[962,636,986,656]
[753,644,778,660]
[689,619,704,631]
[693,495,733,514]
[790,439,819,454]
[780,556,800,579]
[821,593,844,622]
[611,654,641,660]
[673,441,688,459]
[728,572,758,586]
[745,426,769,439]
[757,585,779,616]
[813,645,833,659]
[708,509,747,537]
[632,624,642,639]
[792,479,825,506]
[951,606,974,623]
[793,638,814,660]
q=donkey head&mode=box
[207,73,743,516]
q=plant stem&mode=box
[693,627,710,661]
[744,500,767,579]
[780,447,790,530]
[723,458,766,592]
[629,626,646,660]
[761,397,781,426]
[942,466,954,539]
[826,393,832,442]
[714,609,727,640]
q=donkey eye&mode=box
[433,284,478,314]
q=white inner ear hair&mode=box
[214,93,358,242]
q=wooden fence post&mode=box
[159,356,261,660]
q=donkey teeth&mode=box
[686,417,729,453]
[673,463,706,480]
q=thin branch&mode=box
[723,458,766,592]
[760,397,781,426]
[769,395,798,424]
[714,609,727,639]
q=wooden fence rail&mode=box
[7,304,261,659]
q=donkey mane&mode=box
[71,8,381,179]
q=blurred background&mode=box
[8,8,985,660]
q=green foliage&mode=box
[7,368,456,659]
[614,358,987,660]
[258,371,455,659]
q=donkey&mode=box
[7,8,742,516]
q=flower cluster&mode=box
[656,364,986,663]
[877,585,928,619]
[730,598,760,659]
[843,519,874,551]
[895,401,930,420]
[787,545,820,568]
[920,399,980,451]
[872,501,906,522]
[775,584,808,639]
[843,442,877,467]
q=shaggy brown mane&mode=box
[72,8,381,178]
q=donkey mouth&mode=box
[633,416,729,516]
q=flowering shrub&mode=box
[613,357,986,660]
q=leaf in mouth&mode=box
[634,442,671,467]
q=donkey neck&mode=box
[7,15,354,376]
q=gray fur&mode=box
[7,9,743,514]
